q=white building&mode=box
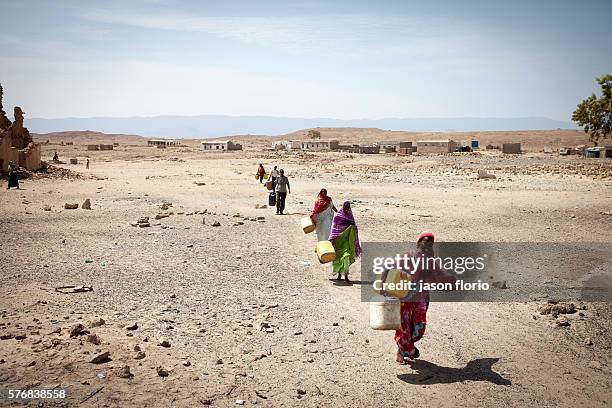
[148,139,180,147]
[300,140,339,151]
[201,140,243,151]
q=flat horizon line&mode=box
[28,114,571,122]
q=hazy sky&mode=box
[1,0,610,120]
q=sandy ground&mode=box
[1,144,611,407]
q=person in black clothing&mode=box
[7,161,20,190]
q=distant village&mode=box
[140,135,612,158]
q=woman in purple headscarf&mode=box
[328,201,361,282]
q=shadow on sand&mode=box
[328,279,368,286]
[397,358,511,386]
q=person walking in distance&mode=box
[269,165,279,189]
[274,169,290,215]
[257,163,266,183]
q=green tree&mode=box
[572,74,612,145]
[307,129,321,139]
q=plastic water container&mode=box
[369,300,401,330]
[316,240,336,263]
[301,217,315,234]
[384,269,411,299]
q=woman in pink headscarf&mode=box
[382,232,456,364]
[328,201,361,282]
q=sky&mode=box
[0,0,610,121]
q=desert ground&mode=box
[1,131,611,407]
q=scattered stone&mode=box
[81,199,91,210]
[64,203,78,210]
[155,213,170,220]
[27,360,37,367]
[126,323,138,331]
[212,222,221,227]
[43,205,52,211]
[477,170,496,180]
[538,303,576,316]
[182,360,191,367]
[555,317,570,327]
[235,400,245,405]
[89,318,105,328]
[293,331,303,335]
[134,351,146,360]
[491,280,507,289]
[158,339,171,348]
[90,351,111,364]
[157,366,169,377]
[255,204,267,209]
[87,334,101,345]
[116,365,133,379]
[215,358,223,365]
[69,324,87,338]
[160,202,172,210]
[297,389,307,396]
[584,337,593,346]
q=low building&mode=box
[272,140,300,151]
[148,139,180,147]
[201,140,243,151]
[348,145,380,154]
[99,144,113,151]
[300,140,339,151]
[502,143,521,154]
[377,141,412,153]
[358,145,380,154]
[416,140,456,154]
[86,144,99,151]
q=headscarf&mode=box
[329,201,361,257]
[311,189,332,218]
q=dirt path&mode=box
[0,153,610,407]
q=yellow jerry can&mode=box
[301,217,315,234]
[316,240,336,263]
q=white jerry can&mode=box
[369,300,401,330]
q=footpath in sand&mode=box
[0,151,611,407]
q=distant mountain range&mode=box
[27,115,577,139]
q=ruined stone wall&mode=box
[0,84,42,172]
